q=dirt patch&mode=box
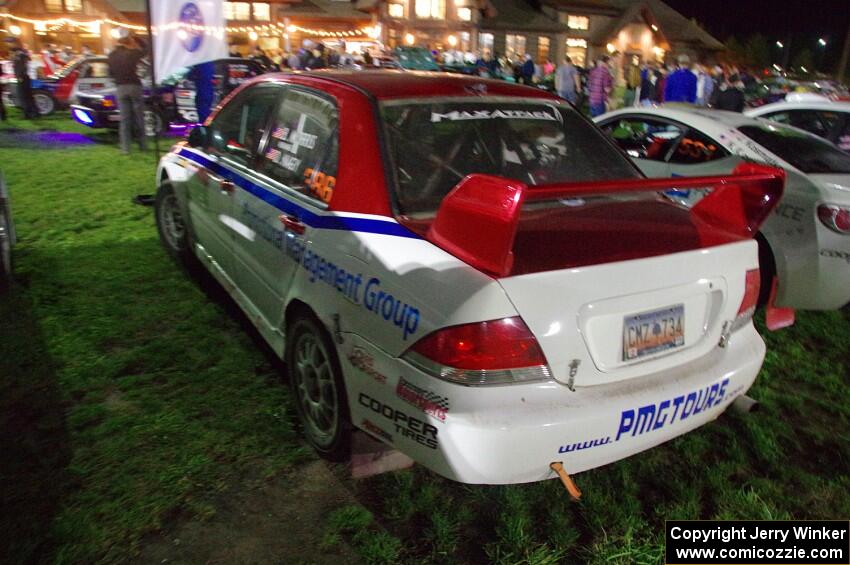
[136,460,361,564]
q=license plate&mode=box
[622,304,685,361]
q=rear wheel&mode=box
[33,91,55,115]
[756,234,776,306]
[286,314,351,461]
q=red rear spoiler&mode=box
[425,163,785,277]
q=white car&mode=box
[596,107,850,313]
[155,72,782,484]
[745,93,850,153]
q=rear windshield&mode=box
[380,99,641,216]
[738,124,850,174]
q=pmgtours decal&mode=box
[396,377,449,422]
[821,249,850,264]
[359,393,438,449]
[557,378,730,454]
[348,347,387,384]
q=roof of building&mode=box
[5,0,125,18]
[595,0,723,50]
[278,0,370,21]
[480,0,723,51]
[262,69,562,100]
[479,0,566,33]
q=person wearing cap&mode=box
[108,31,147,153]
[663,54,697,104]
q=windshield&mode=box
[738,124,850,174]
[381,99,641,215]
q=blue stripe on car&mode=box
[177,148,421,239]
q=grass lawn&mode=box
[1,107,849,564]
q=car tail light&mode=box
[817,204,850,234]
[102,98,115,108]
[731,268,760,332]
[403,317,551,386]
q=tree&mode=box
[791,48,814,75]
[744,34,771,69]
[724,36,747,66]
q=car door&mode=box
[184,83,281,281]
[597,115,682,178]
[233,85,340,329]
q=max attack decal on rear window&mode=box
[396,377,449,422]
[359,393,438,450]
[430,107,561,123]
[557,378,730,454]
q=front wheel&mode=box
[33,91,55,115]
[155,182,193,264]
[286,315,351,461]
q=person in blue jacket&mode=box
[189,61,216,124]
[664,55,697,103]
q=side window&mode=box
[208,84,280,167]
[602,117,684,162]
[837,117,850,153]
[668,128,729,165]
[768,110,829,137]
[257,88,339,204]
[816,111,842,133]
[86,62,110,78]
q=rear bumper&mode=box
[345,324,765,484]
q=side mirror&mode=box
[187,125,208,148]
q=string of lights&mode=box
[0,12,378,40]
[0,12,147,32]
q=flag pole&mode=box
[132,0,159,207]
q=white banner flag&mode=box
[150,0,227,82]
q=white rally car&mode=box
[596,107,850,314]
[744,93,850,153]
[154,72,782,484]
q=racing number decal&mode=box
[304,167,335,203]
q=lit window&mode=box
[415,0,445,19]
[388,2,404,18]
[479,32,493,56]
[457,7,472,21]
[565,38,587,67]
[45,0,63,11]
[567,15,589,30]
[253,3,271,21]
[505,34,526,58]
[65,0,83,11]
[224,2,251,21]
[538,36,550,61]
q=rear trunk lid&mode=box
[404,164,784,387]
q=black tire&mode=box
[0,200,12,292]
[33,91,55,116]
[144,107,165,137]
[286,314,351,461]
[756,234,776,307]
[155,182,193,264]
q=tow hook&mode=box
[718,321,731,348]
[550,462,582,500]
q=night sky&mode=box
[663,0,849,61]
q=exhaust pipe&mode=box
[731,395,759,414]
